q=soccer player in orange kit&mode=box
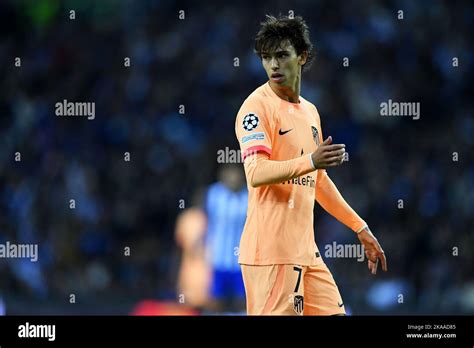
[235,15,387,315]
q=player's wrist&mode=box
[308,153,316,170]
[355,225,369,234]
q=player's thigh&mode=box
[303,263,346,315]
[241,264,305,315]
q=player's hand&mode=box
[310,136,345,169]
[357,227,388,275]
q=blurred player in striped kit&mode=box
[204,164,248,313]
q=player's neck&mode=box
[269,71,301,104]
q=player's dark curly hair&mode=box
[254,14,315,72]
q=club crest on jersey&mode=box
[294,295,304,315]
[243,113,259,131]
[311,126,319,145]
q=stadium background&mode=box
[0,0,473,315]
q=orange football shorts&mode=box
[241,262,345,315]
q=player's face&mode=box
[261,41,306,87]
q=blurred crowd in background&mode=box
[0,0,473,314]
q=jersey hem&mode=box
[238,258,324,267]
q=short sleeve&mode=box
[235,96,274,161]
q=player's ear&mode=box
[299,51,308,66]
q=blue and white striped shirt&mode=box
[205,182,248,272]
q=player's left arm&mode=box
[315,168,387,274]
[312,105,386,274]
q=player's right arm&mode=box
[243,152,314,187]
[235,97,345,188]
